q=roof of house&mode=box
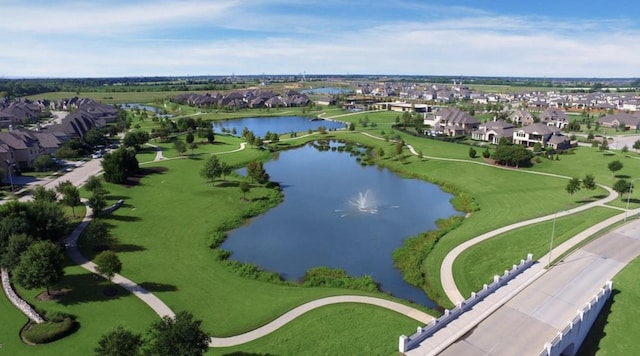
[438,107,479,124]
[598,113,640,126]
[540,108,568,121]
[520,122,561,135]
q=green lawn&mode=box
[76,152,431,339]
[453,207,620,297]
[6,105,639,354]
[1,265,157,356]
[212,304,417,356]
[577,256,640,355]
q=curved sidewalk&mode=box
[209,296,433,347]
[440,186,620,303]
[65,202,175,318]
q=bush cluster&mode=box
[22,317,76,344]
[392,216,464,302]
[302,267,379,292]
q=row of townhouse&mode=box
[1,98,118,174]
[173,89,310,109]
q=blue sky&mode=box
[1,0,639,78]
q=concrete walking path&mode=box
[65,202,175,319]
[210,296,434,347]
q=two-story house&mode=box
[512,123,571,150]
[424,107,479,136]
[472,119,515,144]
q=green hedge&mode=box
[302,267,379,293]
[22,317,76,344]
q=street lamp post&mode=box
[4,160,14,194]
[548,210,564,269]
[625,178,640,222]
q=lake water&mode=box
[212,116,346,138]
[222,142,461,307]
[301,87,353,95]
[122,103,172,117]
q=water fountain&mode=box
[347,190,378,215]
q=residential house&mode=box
[0,130,43,170]
[512,123,571,150]
[425,107,479,136]
[597,113,640,130]
[472,119,515,144]
[508,109,535,126]
[539,108,569,129]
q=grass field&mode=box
[5,102,640,354]
[212,303,418,356]
[453,207,620,297]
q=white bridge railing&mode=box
[538,281,613,356]
[399,253,534,353]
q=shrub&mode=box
[22,318,76,344]
[302,267,379,292]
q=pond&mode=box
[212,116,346,138]
[222,142,461,307]
[122,103,171,117]
[300,87,353,95]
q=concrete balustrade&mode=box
[399,253,534,353]
[538,281,613,356]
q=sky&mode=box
[1,0,640,78]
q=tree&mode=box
[56,181,81,217]
[0,233,35,270]
[174,139,187,156]
[84,219,111,245]
[376,147,385,158]
[565,177,581,201]
[482,147,490,158]
[395,141,404,156]
[123,131,150,151]
[200,155,222,185]
[102,147,139,184]
[13,241,64,295]
[185,132,194,144]
[633,139,640,153]
[599,139,609,152]
[95,325,143,356]
[582,174,597,191]
[145,311,209,356]
[246,161,269,184]
[94,251,122,283]
[189,142,198,153]
[613,179,631,200]
[32,185,57,203]
[468,147,477,159]
[607,160,623,178]
[33,154,55,172]
[220,162,232,181]
[239,181,250,200]
[206,130,215,143]
[88,188,108,216]
[84,175,104,193]
[348,122,355,131]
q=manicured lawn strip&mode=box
[577,256,640,355]
[79,156,430,338]
[211,303,417,356]
[4,265,156,356]
[523,147,640,189]
[453,207,620,298]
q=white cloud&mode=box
[2,1,640,77]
